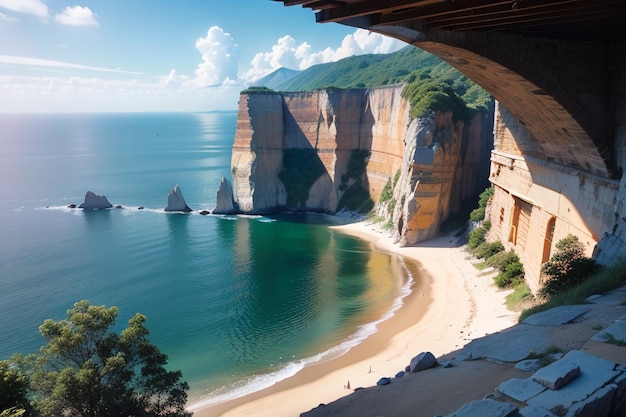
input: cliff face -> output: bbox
[223,85,493,245]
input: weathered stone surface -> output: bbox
[531,360,580,390]
[522,306,591,326]
[591,315,626,344]
[409,351,437,373]
[444,399,519,417]
[213,177,237,214]
[459,325,556,363]
[516,360,542,372]
[164,184,192,212]
[79,191,113,209]
[563,383,616,417]
[526,351,621,411]
[496,377,546,403]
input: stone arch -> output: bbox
[370,28,614,177]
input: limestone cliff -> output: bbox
[219,85,493,245]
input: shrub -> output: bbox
[494,257,525,288]
[486,250,525,288]
[467,221,490,250]
[469,206,485,222]
[539,235,598,298]
[469,186,494,222]
[472,241,504,259]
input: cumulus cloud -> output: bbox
[193,26,240,87]
[54,6,97,26]
[242,29,407,83]
[0,0,48,17]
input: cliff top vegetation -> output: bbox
[251,46,492,122]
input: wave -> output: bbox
[187,256,415,411]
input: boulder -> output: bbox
[409,351,437,373]
[79,191,113,209]
[165,184,192,212]
[376,377,391,386]
[213,177,237,214]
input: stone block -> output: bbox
[527,351,621,412]
[532,359,580,390]
[496,377,546,403]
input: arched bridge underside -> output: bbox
[277,0,626,178]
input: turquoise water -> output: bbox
[0,113,414,406]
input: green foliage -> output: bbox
[26,300,191,417]
[467,221,490,250]
[469,207,485,222]
[472,241,504,259]
[539,235,598,298]
[0,408,25,417]
[602,333,626,346]
[469,186,493,222]
[279,149,327,209]
[520,261,626,322]
[379,178,393,203]
[0,361,29,415]
[271,46,491,119]
[241,86,276,94]
[505,281,533,311]
[494,256,525,288]
[276,46,441,91]
[527,346,563,367]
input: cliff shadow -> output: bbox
[280,106,335,212]
[333,91,376,214]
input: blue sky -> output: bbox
[0,0,407,113]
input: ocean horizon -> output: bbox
[0,112,418,406]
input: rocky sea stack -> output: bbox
[78,191,113,209]
[164,184,192,213]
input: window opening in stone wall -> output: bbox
[541,216,556,263]
[509,197,532,250]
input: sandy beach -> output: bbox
[191,220,521,417]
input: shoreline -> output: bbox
[192,220,520,417]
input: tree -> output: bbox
[539,235,598,297]
[0,360,29,415]
[27,300,191,417]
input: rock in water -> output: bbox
[79,191,113,209]
[165,184,192,212]
[213,177,237,214]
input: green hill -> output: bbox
[253,45,492,122]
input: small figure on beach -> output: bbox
[368,365,372,373]
[344,380,350,389]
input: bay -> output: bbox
[0,112,413,405]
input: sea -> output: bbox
[0,112,417,408]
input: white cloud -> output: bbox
[0,0,48,17]
[243,29,407,83]
[0,55,141,74]
[193,26,240,87]
[54,6,97,26]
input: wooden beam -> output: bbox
[316,0,445,23]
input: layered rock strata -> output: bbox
[223,86,493,244]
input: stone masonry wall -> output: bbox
[488,103,621,293]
